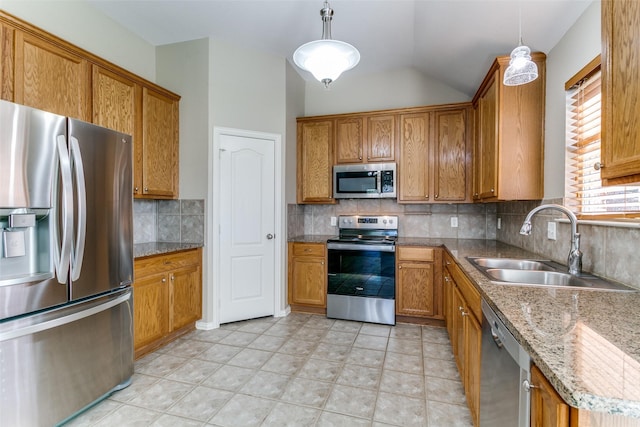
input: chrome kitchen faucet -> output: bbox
[519,204,582,275]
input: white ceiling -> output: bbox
[87,0,594,97]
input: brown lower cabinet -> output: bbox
[133,248,202,359]
[443,251,481,426]
[396,246,443,322]
[288,242,327,313]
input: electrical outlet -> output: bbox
[497,218,502,230]
[451,217,458,228]
[547,221,557,240]
[330,216,337,226]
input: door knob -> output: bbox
[266,233,274,239]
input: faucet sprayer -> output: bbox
[519,204,582,275]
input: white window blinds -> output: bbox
[565,69,640,215]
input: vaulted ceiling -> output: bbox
[88,0,594,97]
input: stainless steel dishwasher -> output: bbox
[480,300,531,427]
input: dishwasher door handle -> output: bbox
[490,328,504,349]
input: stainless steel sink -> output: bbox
[471,258,555,271]
[466,257,635,292]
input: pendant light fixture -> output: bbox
[293,1,360,89]
[503,3,538,86]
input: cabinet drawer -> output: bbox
[397,246,435,262]
[135,248,202,278]
[292,243,325,257]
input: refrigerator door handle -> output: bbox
[69,136,86,281]
[0,291,131,342]
[55,135,73,284]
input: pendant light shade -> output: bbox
[293,1,360,89]
[503,45,538,86]
[503,2,538,86]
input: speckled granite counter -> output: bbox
[134,242,203,258]
[289,235,336,243]
[291,235,640,418]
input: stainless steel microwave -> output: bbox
[333,163,396,199]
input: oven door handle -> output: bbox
[327,242,396,252]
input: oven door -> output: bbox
[326,242,396,325]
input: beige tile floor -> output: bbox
[66,313,473,426]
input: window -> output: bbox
[565,58,640,217]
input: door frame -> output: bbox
[200,126,286,330]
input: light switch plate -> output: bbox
[451,217,458,228]
[330,216,337,226]
[547,221,557,240]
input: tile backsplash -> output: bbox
[288,199,497,240]
[133,199,205,244]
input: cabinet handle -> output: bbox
[522,380,537,392]
[594,162,605,171]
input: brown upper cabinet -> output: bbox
[472,52,546,201]
[335,114,396,164]
[297,118,335,204]
[0,10,180,199]
[398,105,472,203]
[14,30,91,121]
[601,0,640,185]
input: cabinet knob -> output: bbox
[134,186,139,193]
[170,275,175,281]
[162,278,166,283]
[435,194,439,199]
[522,379,537,392]
[490,188,495,193]
[144,187,148,192]
[444,276,450,282]
[398,265,402,269]
[594,162,605,171]
[321,261,325,265]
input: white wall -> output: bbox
[544,1,601,198]
[0,0,156,81]
[304,67,470,116]
[285,62,306,204]
[209,39,286,135]
[156,38,210,200]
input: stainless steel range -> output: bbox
[326,215,398,325]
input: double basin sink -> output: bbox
[466,257,634,292]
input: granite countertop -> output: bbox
[134,242,203,258]
[289,235,640,418]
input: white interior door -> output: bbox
[219,132,275,324]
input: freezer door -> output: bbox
[0,288,134,426]
[67,119,133,300]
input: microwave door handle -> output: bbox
[55,135,73,285]
[377,171,382,194]
[69,136,86,281]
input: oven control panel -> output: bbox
[338,215,398,230]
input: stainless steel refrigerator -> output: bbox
[0,100,134,426]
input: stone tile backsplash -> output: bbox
[133,199,205,245]
[288,200,498,240]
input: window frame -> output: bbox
[565,56,640,220]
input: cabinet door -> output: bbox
[367,114,395,162]
[398,113,430,202]
[142,87,179,198]
[14,30,90,120]
[133,273,169,350]
[476,74,498,200]
[465,310,482,427]
[290,256,326,307]
[335,117,364,164]
[433,108,469,201]
[601,0,640,184]
[530,365,570,427]
[396,261,435,317]
[297,120,335,203]
[92,66,142,195]
[170,264,202,332]
[452,285,466,378]
[443,268,454,338]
